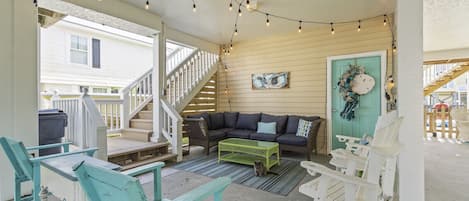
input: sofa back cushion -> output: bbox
[257,122,277,134]
[224,112,239,128]
[235,113,261,130]
[261,113,288,134]
[209,112,225,130]
[286,115,320,134]
[187,112,212,130]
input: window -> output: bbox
[79,86,89,93]
[111,88,119,94]
[92,87,108,94]
[70,35,88,65]
[92,38,101,68]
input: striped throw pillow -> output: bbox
[296,119,313,138]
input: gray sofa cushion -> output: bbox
[188,112,212,130]
[261,113,288,134]
[235,113,261,130]
[226,129,255,139]
[207,128,232,140]
[209,112,225,130]
[250,133,278,142]
[224,112,239,128]
[276,134,307,145]
[286,115,320,134]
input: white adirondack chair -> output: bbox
[299,116,403,201]
[450,108,469,142]
[329,111,398,173]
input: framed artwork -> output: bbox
[251,72,289,89]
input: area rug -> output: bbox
[172,155,308,196]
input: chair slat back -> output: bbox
[73,161,147,201]
[0,137,33,180]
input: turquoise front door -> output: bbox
[331,56,382,149]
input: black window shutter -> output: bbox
[92,38,101,68]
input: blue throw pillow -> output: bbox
[257,122,277,135]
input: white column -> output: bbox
[151,22,167,142]
[0,1,38,200]
[396,0,425,200]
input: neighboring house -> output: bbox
[40,16,155,108]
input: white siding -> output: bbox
[40,20,153,88]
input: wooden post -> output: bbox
[152,22,167,142]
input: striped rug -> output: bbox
[172,155,307,196]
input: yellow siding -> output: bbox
[218,17,393,117]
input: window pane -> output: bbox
[71,35,78,49]
[71,50,88,65]
[92,88,107,94]
[79,37,88,50]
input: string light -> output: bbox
[234,25,238,36]
[357,20,361,32]
[384,15,387,26]
[229,1,233,11]
[330,22,335,35]
[145,0,149,10]
[230,44,233,50]
[238,5,242,16]
[265,14,270,27]
[246,0,250,9]
[192,0,197,12]
[298,21,302,33]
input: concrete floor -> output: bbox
[424,138,469,201]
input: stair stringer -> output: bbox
[175,62,220,112]
[424,64,469,96]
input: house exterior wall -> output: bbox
[40,19,153,89]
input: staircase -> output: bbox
[423,62,469,96]
[110,48,219,168]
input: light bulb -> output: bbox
[246,0,250,9]
[234,29,238,36]
[145,0,149,10]
[330,23,335,35]
[229,2,233,11]
[357,20,361,32]
[193,4,196,12]
[298,21,302,33]
[384,15,387,26]
[266,14,270,27]
[238,8,242,16]
[230,44,233,50]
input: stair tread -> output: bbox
[122,128,153,133]
[131,119,153,122]
[139,110,152,113]
[108,140,170,157]
[118,153,177,171]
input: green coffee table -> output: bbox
[218,138,280,170]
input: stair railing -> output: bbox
[160,99,183,161]
[166,46,195,75]
[423,63,461,87]
[51,90,108,160]
[166,50,219,111]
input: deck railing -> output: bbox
[424,105,463,138]
[95,99,124,133]
[51,91,108,160]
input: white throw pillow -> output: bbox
[296,119,313,138]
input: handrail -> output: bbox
[167,49,200,78]
[161,99,183,121]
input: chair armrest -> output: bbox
[172,177,232,201]
[29,148,98,163]
[300,161,379,189]
[184,118,209,139]
[26,142,72,152]
[122,162,165,177]
[336,135,361,143]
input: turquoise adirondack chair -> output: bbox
[73,161,232,201]
[0,137,98,201]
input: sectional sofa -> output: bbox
[183,112,325,160]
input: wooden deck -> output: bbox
[107,137,176,170]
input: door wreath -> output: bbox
[337,64,375,121]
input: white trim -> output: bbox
[326,50,387,154]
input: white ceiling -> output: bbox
[123,0,394,44]
[424,0,469,51]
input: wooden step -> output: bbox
[137,110,153,119]
[107,138,175,170]
[121,128,153,142]
[130,119,153,130]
